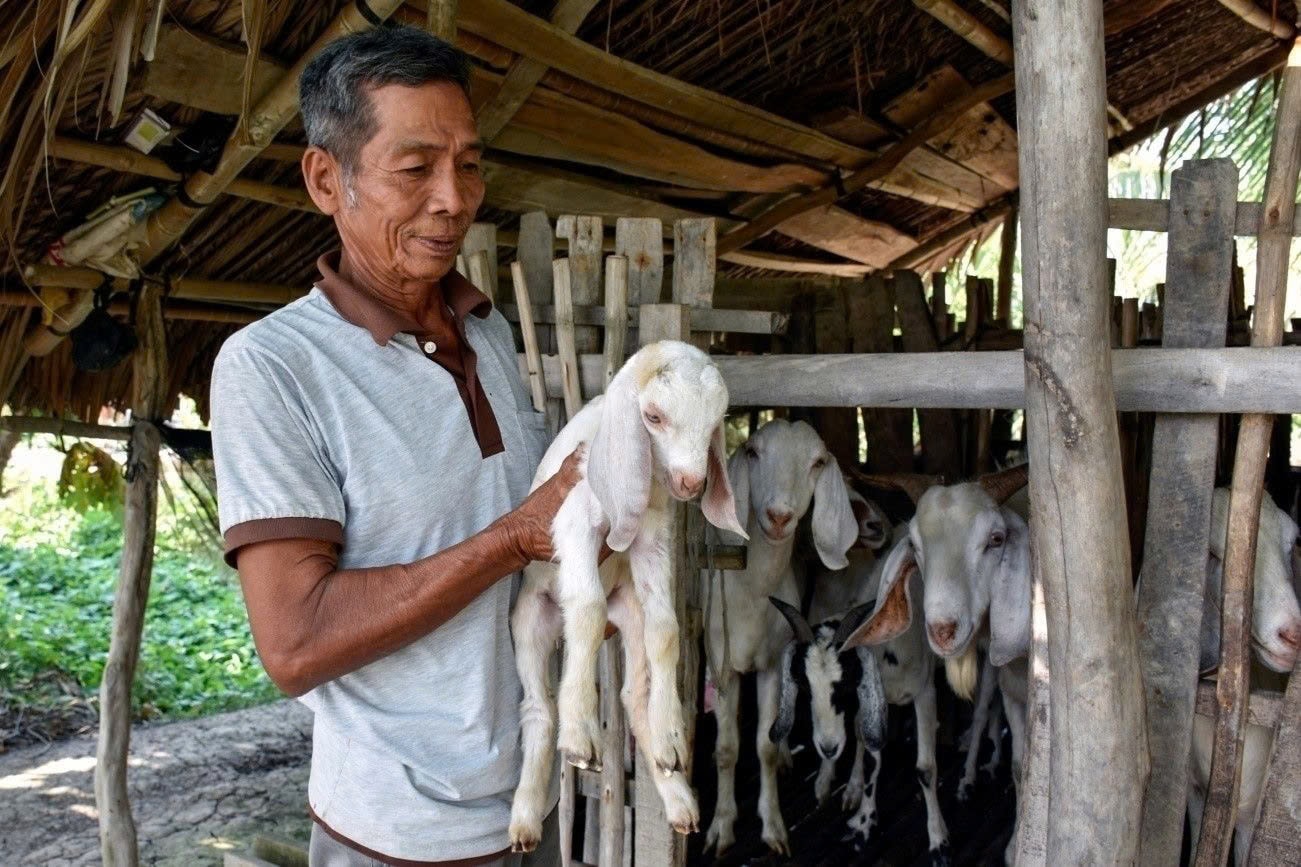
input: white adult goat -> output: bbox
[1187,488,1299,863]
[508,341,747,852]
[702,419,859,855]
[800,525,953,863]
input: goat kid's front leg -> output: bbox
[554,522,607,770]
[914,680,951,866]
[815,755,837,806]
[756,668,790,855]
[606,582,699,836]
[842,730,866,811]
[509,582,564,852]
[846,746,882,844]
[982,692,1004,777]
[629,516,689,774]
[959,653,998,801]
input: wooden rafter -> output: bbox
[1215,0,1296,39]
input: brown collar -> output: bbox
[315,250,492,346]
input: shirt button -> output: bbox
[423,340,437,354]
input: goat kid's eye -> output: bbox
[643,411,663,426]
[812,456,828,472]
[988,531,1006,549]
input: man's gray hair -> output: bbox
[299,25,472,174]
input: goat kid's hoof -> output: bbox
[557,722,603,771]
[846,809,876,843]
[841,781,864,812]
[703,819,734,855]
[650,730,688,776]
[929,844,953,867]
[956,781,973,802]
[763,831,790,857]
[508,825,541,854]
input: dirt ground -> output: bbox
[0,700,313,866]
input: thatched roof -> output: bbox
[0,0,1292,422]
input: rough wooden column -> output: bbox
[94,284,167,867]
[893,270,961,480]
[813,284,860,468]
[672,218,716,352]
[617,218,665,305]
[1248,650,1301,863]
[425,0,457,40]
[1195,36,1301,867]
[632,304,694,867]
[1011,0,1147,861]
[852,275,913,471]
[1134,159,1237,866]
[557,216,604,353]
[996,206,1018,325]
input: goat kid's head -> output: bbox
[768,597,886,758]
[843,465,1031,669]
[589,340,746,551]
[846,484,890,552]
[1204,489,1301,674]
[728,420,858,568]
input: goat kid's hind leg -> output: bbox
[629,523,689,773]
[606,582,699,836]
[915,680,951,865]
[509,584,564,853]
[554,523,607,770]
[959,654,998,801]
[982,692,1004,777]
[756,668,791,855]
[702,664,740,854]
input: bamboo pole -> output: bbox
[1012,0,1147,861]
[1214,0,1295,38]
[23,263,304,306]
[509,263,548,413]
[94,283,167,867]
[1194,36,1301,867]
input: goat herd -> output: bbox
[507,341,1301,865]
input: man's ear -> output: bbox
[302,146,345,216]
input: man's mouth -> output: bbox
[413,236,459,257]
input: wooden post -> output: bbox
[1195,37,1301,867]
[894,270,962,480]
[964,274,981,341]
[425,0,457,40]
[510,263,548,412]
[467,251,494,303]
[853,275,913,471]
[996,206,1018,325]
[1134,160,1237,866]
[672,218,716,351]
[616,218,665,305]
[556,216,604,353]
[1247,652,1301,863]
[94,283,167,867]
[462,223,498,299]
[931,271,949,340]
[518,211,562,433]
[1012,0,1147,861]
[632,303,693,867]
[813,284,860,469]
[553,258,584,420]
[603,256,631,390]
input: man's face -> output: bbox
[313,81,485,285]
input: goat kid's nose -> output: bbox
[1279,623,1301,650]
[765,509,794,531]
[670,471,705,498]
[928,619,958,648]
[817,739,841,760]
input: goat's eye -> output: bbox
[988,530,1006,549]
[643,411,662,426]
[812,456,828,471]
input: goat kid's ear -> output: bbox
[768,641,799,744]
[854,647,888,753]
[702,422,749,542]
[588,361,653,552]
[812,457,859,570]
[724,448,751,535]
[988,507,1033,667]
[769,595,815,643]
[841,533,916,651]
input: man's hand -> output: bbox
[502,445,614,566]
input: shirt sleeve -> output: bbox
[210,335,346,567]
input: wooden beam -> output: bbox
[716,250,872,276]
[475,0,601,140]
[426,0,456,40]
[23,264,306,306]
[1194,681,1281,728]
[1247,657,1301,863]
[1108,197,1301,236]
[888,196,1017,271]
[1104,0,1178,35]
[1135,160,1238,866]
[0,290,262,325]
[525,348,1301,413]
[1012,0,1146,862]
[1214,0,1295,39]
[995,206,1017,323]
[776,207,916,268]
[498,303,788,336]
[1194,36,1301,867]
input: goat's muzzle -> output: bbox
[669,471,705,500]
[927,619,958,653]
[816,739,843,761]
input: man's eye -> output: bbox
[400,165,427,176]
[461,162,482,173]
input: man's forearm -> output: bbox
[238,515,530,696]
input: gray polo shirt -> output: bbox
[210,258,550,864]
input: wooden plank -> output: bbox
[1013,0,1145,860]
[475,0,600,140]
[497,302,788,335]
[510,262,548,412]
[671,219,716,309]
[894,270,962,480]
[467,251,494,303]
[94,285,167,866]
[598,636,626,867]
[462,223,498,299]
[1134,159,1237,867]
[776,206,917,268]
[1246,661,1301,864]
[458,0,872,169]
[616,218,665,305]
[604,256,630,386]
[715,250,871,276]
[556,216,604,353]
[1194,681,1282,728]
[1109,198,1301,237]
[525,348,1301,413]
[552,258,584,420]
[141,25,280,114]
[1194,38,1301,867]
[482,161,709,228]
[516,211,555,356]
[852,275,914,471]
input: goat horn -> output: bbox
[768,596,815,644]
[977,463,1030,504]
[849,468,944,505]
[831,600,876,648]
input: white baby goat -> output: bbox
[508,341,747,852]
[702,419,859,855]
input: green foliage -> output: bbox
[56,441,125,514]
[1,445,278,741]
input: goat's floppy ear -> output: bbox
[840,533,917,651]
[812,458,859,570]
[702,422,748,541]
[854,647,888,753]
[988,508,1032,667]
[768,641,799,744]
[723,449,751,538]
[589,360,653,551]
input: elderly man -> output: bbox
[211,26,583,867]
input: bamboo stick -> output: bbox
[912,0,1012,63]
[1194,36,1301,867]
[553,258,583,420]
[509,263,547,412]
[1214,0,1295,38]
